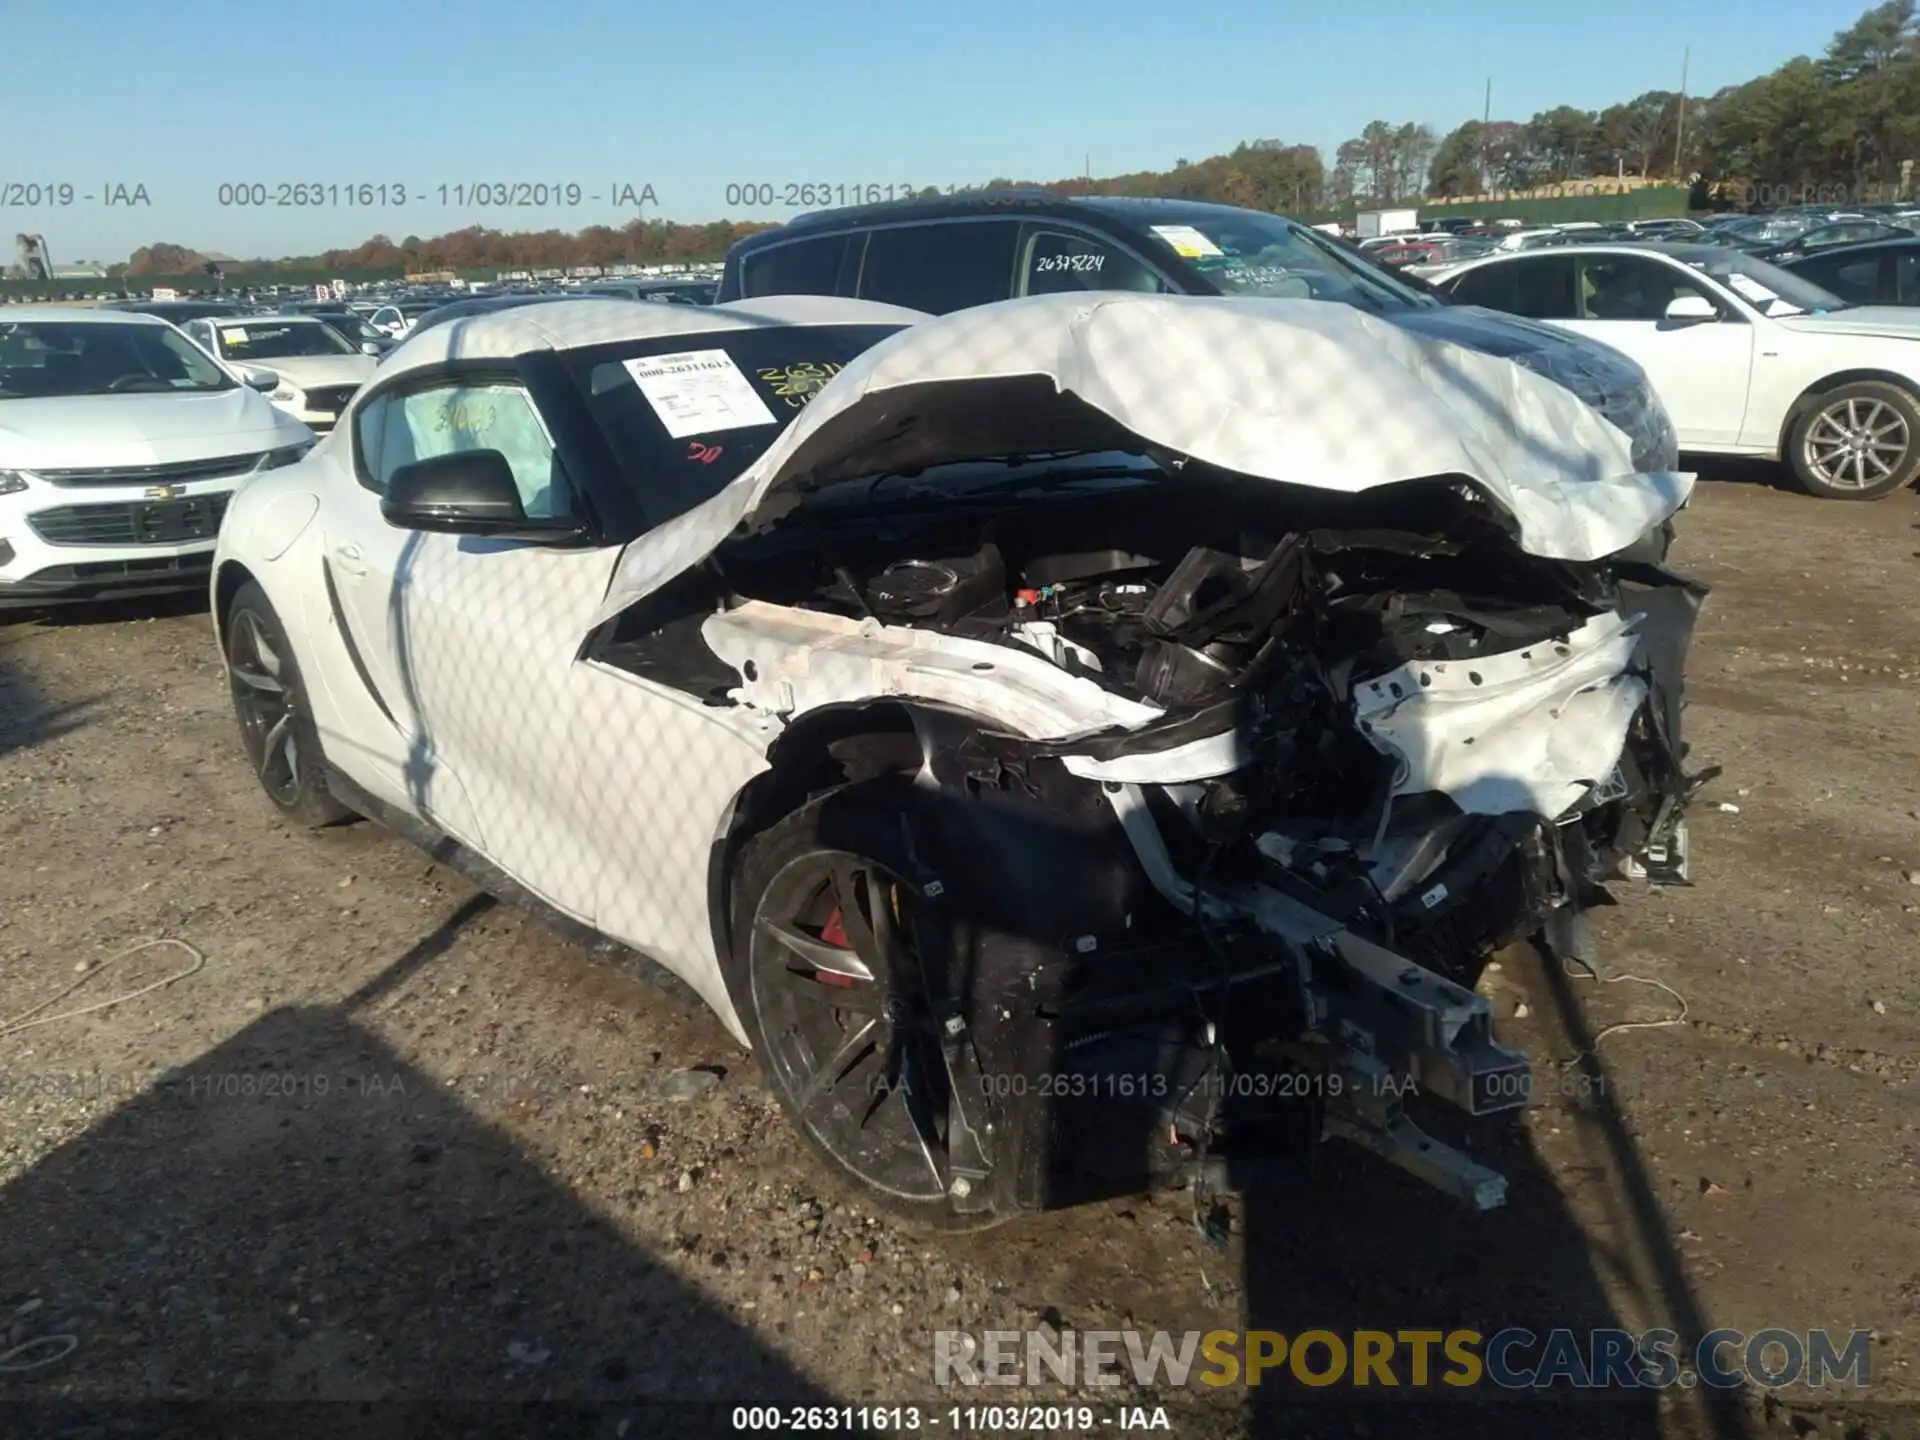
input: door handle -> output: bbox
[332,543,367,577]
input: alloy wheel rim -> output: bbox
[1805,397,1909,490]
[228,610,302,804]
[748,849,955,1203]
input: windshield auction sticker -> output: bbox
[1148,224,1224,258]
[622,349,778,439]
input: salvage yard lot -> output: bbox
[1,472,1917,1435]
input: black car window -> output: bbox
[1797,252,1884,304]
[855,221,1022,313]
[741,236,851,298]
[1018,228,1164,297]
[1448,256,1579,319]
[1509,256,1578,318]
[1577,255,1716,321]
[1898,252,1920,304]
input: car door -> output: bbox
[334,372,620,921]
[1555,254,1756,448]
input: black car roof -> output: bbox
[1782,235,1920,260]
[752,191,1281,245]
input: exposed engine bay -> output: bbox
[599,457,1713,1212]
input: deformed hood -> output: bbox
[588,292,1693,632]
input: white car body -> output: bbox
[178,315,379,433]
[1429,242,1920,459]
[212,292,1702,1214]
[1,307,313,606]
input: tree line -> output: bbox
[91,0,1920,278]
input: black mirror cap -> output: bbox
[380,450,586,542]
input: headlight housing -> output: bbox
[0,469,31,496]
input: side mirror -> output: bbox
[380,450,585,543]
[1665,294,1718,322]
[241,366,279,391]
[360,341,385,355]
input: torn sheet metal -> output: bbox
[1350,611,1647,818]
[586,293,1694,636]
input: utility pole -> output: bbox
[1673,45,1691,182]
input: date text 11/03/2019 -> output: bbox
[871,1068,1632,1104]
[729,1404,1174,1432]
[212,182,659,209]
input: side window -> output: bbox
[1898,252,1920,304]
[1444,262,1517,312]
[741,236,850,298]
[355,382,575,519]
[1018,229,1165,296]
[1808,253,1883,304]
[1506,256,1579,319]
[856,221,1022,313]
[353,392,391,486]
[1577,256,1715,321]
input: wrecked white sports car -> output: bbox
[211,293,1710,1225]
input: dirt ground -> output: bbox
[1,468,1917,1439]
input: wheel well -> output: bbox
[703,702,926,980]
[212,560,256,648]
[1778,369,1920,453]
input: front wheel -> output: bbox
[225,580,354,828]
[726,782,1014,1230]
[1786,381,1920,500]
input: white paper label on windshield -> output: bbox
[1723,273,1778,304]
[621,349,778,438]
[221,328,248,344]
[1149,224,1224,258]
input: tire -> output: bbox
[224,580,354,828]
[1786,380,1920,500]
[724,779,1021,1231]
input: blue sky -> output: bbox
[1,0,1876,262]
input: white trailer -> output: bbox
[1354,208,1420,239]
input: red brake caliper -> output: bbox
[815,907,858,989]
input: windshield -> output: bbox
[568,324,908,527]
[212,319,356,361]
[1678,249,1850,316]
[0,319,236,398]
[1143,209,1433,312]
[318,313,385,343]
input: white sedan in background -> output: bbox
[0,308,311,607]
[179,315,379,433]
[1431,242,1920,499]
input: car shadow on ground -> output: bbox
[0,900,836,1438]
[0,586,210,631]
[0,649,97,758]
